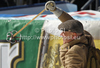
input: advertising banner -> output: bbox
[0,20,44,68]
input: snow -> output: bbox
[43,20,100,40]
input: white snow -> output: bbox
[43,20,100,40]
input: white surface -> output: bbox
[2,46,8,68]
[0,43,9,68]
[43,20,100,40]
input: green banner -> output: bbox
[0,20,44,68]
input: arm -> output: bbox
[45,1,74,22]
[59,44,68,66]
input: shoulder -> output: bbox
[68,44,88,53]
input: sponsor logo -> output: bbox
[0,40,24,68]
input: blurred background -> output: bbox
[0,0,100,11]
[0,0,100,68]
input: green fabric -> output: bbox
[0,20,44,68]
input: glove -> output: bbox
[45,1,73,22]
[45,1,56,12]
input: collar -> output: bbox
[64,35,88,47]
